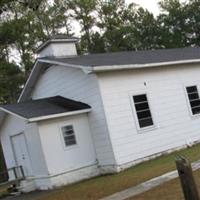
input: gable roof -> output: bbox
[0,96,91,122]
[44,47,200,67]
[19,47,200,102]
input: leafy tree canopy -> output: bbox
[1,0,200,103]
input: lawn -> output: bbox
[37,144,200,200]
[128,169,200,200]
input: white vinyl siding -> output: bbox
[0,115,48,181]
[98,64,200,166]
[31,66,116,166]
[38,114,97,176]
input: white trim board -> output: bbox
[0,107,27,121]
[0,107,91,123]
[28,109,92,122]
[92,59,200,72]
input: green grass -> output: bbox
[37,144,200,200]
[0,183,11,199]
[128,169,200,200]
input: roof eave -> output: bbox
[38,58,93,73]
[0,107,91,124]
[0,107,28,121]
[18,58,200,103]
[28,108,92,122]
[18,59,92,103]
[92,59,200,72]
[18,60,43,102]
[0,111,6,129]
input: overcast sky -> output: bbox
[127,0,187,15]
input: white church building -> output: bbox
[1,35,200,191]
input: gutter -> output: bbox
[38,58,93,74]
[0,107,27,121]
[92,59,200,72]
[38,58,200,73]
[28,108,92,122]
[18,60,41,102]
[0,108,91,123]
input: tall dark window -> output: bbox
[133,94,154,128]
[186,86,200,115]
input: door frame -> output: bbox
[10,132,33,176]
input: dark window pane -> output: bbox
[139,118,153,128]
[135,102,149,110]
[65,139,76,146]
[62,125,77,147]
[64,130,74,135]
[62,125,73,131]
[188,93,199,100]
[192,107,200,115]
[186,86,197,93]
[65,135,75,140]
[133,95,147,103]
[137,110,152,119]
[190,99,200,107]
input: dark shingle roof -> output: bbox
[0,96,91,119]
[45,47,200,67]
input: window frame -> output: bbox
[130,92,156,132]
[185,84,200,118]
[60,124,78,150]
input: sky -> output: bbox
[127,0,187,15]
[126,0,160,15]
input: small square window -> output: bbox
[186,86,200,115]
[133,94,154,129]
[61,125,77,147]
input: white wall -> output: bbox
[24,123,49,177]
[0,114,48,180]
[98,64,200,166]
[38,43,77,58]
[37,114,97,175]
[31,66,116,167]
[0,115,26,172]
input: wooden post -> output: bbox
[175,156,199,200]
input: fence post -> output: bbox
[175,156,199,200]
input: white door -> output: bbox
[11,133,33,177]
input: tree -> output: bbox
[95,1,159,52]
[0,0,72,103]
[97,0,132,52]
[157,0,189,48]
[185,0,200,46]
[67,0,99,53]
[0,60,23,104]
[90,32,106,53]
[131,8,160,50]
[0,0,71,77]
[33,0,72,39]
